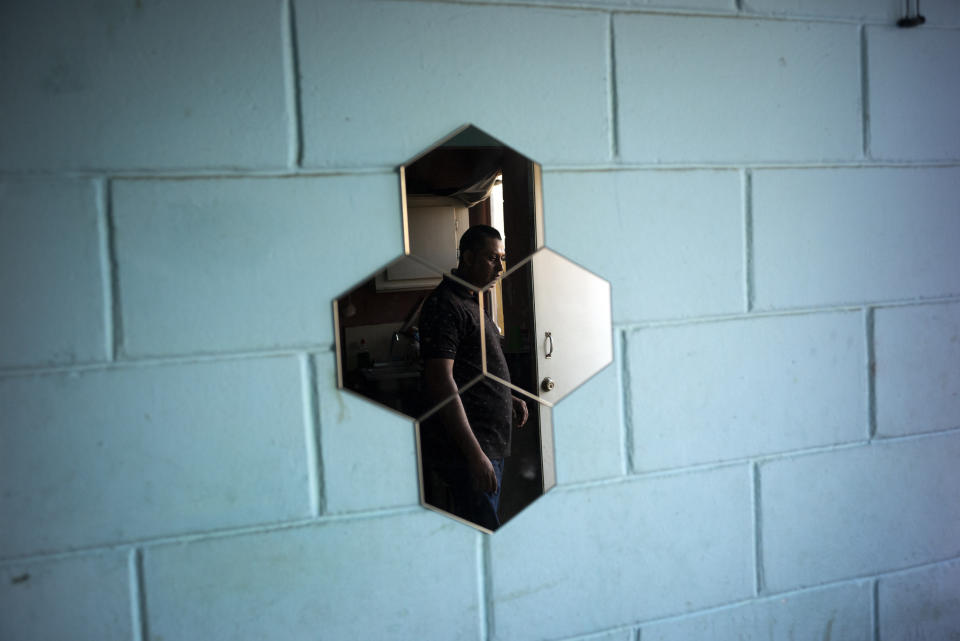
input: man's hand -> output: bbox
[512,396,529,428]
[469,452,498,493]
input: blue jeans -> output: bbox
[425,457,504,531]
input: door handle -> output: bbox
[544,331,553,359]
[541,377,556,392]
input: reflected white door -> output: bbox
[531,249,613,403]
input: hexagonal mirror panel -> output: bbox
[334,255,478,419]
[400,124,543,275]
[482,248,613,405]
[416,378,552,532]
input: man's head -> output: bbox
[457,225,505,288]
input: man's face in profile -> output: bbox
[461,237,506,288]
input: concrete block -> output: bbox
[0,552,131,641]
[0,177,106,368]
[616,15,860,163]
[628,311,865,471]
[553,355,623,484]
[543,170,743,323]
[761,433,960,591]
[0,356,310,558]
[296,2,610,167]
[753,167,960,309]
[641,582,871,641]
[112,174,400,356]
[490,466,754,641]
[869,28,960,161]
[143,512,479,641]
[878,558,960,641]
[0,0,289,170]
[875,302,960,437]
[316,355,420,514]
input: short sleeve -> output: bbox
[419,292,462,360]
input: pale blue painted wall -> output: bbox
[2,0,959,639]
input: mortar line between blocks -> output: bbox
[4,160,960,181]
[549,425,960,494]
[0,344,337,380]
[401,0,924,26]
[742,168,755,312]
[103,178,124,360]
[0,508,431,566]
[479,534,493,641]
[610,294,960,332]
[627,576,881,630]
[860,24,872,160]
[752,461,765,596]
[608,12,620,162]
[539,624,639,641]
[865,307,877,439]
[543,160,960,173]
[301,353,324,516]
[94,177,114,362]
[129,548,148,641]
[283,0,305,168]
[872,578,881,641]
[619,328,634,475]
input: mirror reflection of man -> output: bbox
[418,225,529,531]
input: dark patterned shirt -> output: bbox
[419,273,513,458]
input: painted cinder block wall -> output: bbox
[1,0,959,639]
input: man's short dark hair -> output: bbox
[458,225,502,255]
